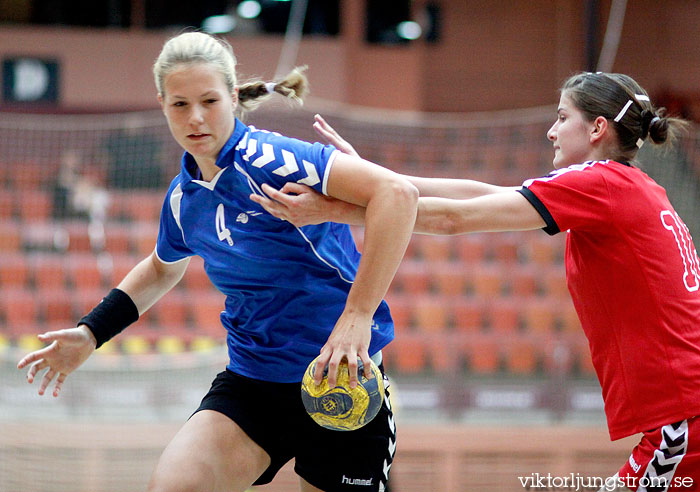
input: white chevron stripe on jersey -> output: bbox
[241,137,257,162]
[234,131,248,152]
[233,161,354,284]
[274,149,300,177]
[251,142,275,168]
[298,159,320,186]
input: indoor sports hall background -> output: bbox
[1,1,700,491]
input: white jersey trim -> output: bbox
[322,149,340,196]
[153,248,190,265]
[522,160,606,188]
[169,183,187,246]
[192,166,229,191]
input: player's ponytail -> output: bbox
[237,66,309,113]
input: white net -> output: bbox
[0,102,698,491]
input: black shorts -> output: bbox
[194,367,396,491]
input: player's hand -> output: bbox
[251,182,342,227]
[17,325,97,397]
[313,114,360,158]
[314,310,373,389]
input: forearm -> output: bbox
[403,175,517,199]
[116,253,188,315]
[414,192,546,235]
[344,181,418,314]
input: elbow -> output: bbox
[390,178,419,209]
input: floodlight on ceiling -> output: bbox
[238,1,262,19]
[202,14,237,33]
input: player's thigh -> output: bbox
[148,409,271,492]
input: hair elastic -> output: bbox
[637,116,662,148]
[614,94,651,122]
[264,82,277,94]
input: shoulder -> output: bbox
[523,160,606,188]
[246,126,308,149]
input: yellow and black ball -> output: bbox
[301,356,384,431]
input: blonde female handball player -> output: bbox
[17,31,416,492]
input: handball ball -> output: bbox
[301,356,384,431]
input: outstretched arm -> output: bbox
[254,184,544,235]
[313,113,517,199]
[17,252,189,397]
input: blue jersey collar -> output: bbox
[178,118,248,187]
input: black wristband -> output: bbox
[78,288,139,349]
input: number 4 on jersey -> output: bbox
[216,203,234,246]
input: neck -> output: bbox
[195,159,222,182]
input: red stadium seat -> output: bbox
[415,235,454,262]
[541,265,569,299]
[384,294,412,333]
[485,298,519,333]
[466,337,501,374]
[504,337,539,374]
[0,221,21,252]
[179,256,212,291]
[489,233,520,264]
[522,234,564,266]
[17,190,52,222]
[0,253,29,288]
[40,290,75,324]
[469,263,505,298]
[426,337,460,373]
[574,338,596,376]
[383,336,427,374]
[509,264,539,297]
[30,254,67,290]
[108,254,139,286]
[393,260,431,296]
[151,290,189,328]
[1,288,37,325]
[130,222,159,256]
[520,298,557,334]
[455,235,486,263]
[452,298,485,333]
[412,295,450,333]
[12,161,52,190]
[189,292,226,337]
[432,263,468,296]
[67,254,104,291]
[0,191,15,219]
[557,301,582,334]
[104,225,132,255]
[111,190,162,223]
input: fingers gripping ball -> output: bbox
[301,356,384,431]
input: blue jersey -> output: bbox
[155,119,395,382]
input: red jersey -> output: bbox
[519,160,700,440]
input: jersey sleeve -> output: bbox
[155,179,194,263]
[517,162,612,235]
[236,129,339,196]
